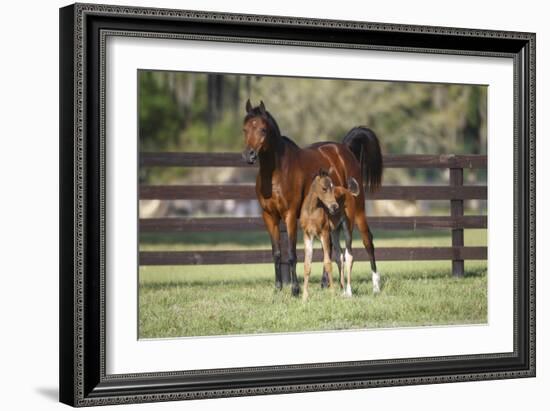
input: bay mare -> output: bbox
[242,100,383,296]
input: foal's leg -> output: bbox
[262,211,282,290]
[320,230,334,290]
[303,233,313,301]
[321,253,330,288]
[285,212,300,297]
[330,228,345,289]
[355,212,380,294]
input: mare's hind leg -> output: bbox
[342,222,354,297]
[330,228,345,289]
[355,212,380,294]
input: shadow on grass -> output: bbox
[351,266,486,284]
[140,267,486,292]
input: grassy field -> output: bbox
[139,229,487,338]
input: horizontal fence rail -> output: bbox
[140,184,487,201]
[140,247,487,266]
[139,152,488,276]
[141,152,487,169]
[140,216,487,233]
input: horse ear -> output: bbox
[347,177,360,196]
[318,168,329,177]
[245,99,252,113]
[259,100,266,114]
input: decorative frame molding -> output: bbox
[59,3,535,407]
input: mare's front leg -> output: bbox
[262,211,283,290]
[285,213,300,297]
[320,234,331,288]
[330,228,345,289]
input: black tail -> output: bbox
[343,127,383,192]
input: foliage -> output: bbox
[139,71,487,153]
[138,71,487,184]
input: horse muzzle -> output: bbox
[242,148,258,164]
[328,203,339,215]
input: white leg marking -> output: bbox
[339,252,345,289]
[372,271,381,294]
[344,248,353,297]
[345,283,352,298]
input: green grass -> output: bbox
[139,229,487,338]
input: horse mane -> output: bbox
[281,135,300,148]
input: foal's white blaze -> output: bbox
[372,271,381,294]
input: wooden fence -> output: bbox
[139,153,487,278]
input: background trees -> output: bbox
[139,71,487,191]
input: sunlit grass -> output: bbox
[139,229,487,338]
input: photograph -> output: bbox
[57,2,535,406]
[138,71,488,339]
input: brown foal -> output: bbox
[300,170,360,300]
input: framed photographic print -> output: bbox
[59,2,536,407]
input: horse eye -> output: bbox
[260,128,267,135]
[322,188,327,192]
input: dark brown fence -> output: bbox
[139,153,487,277]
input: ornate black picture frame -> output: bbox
[59,3,535,407]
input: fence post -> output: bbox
[450,167,464,277]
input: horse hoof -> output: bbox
[275,281,283,291]
[291,284,301,297]
[343,285,353,298]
